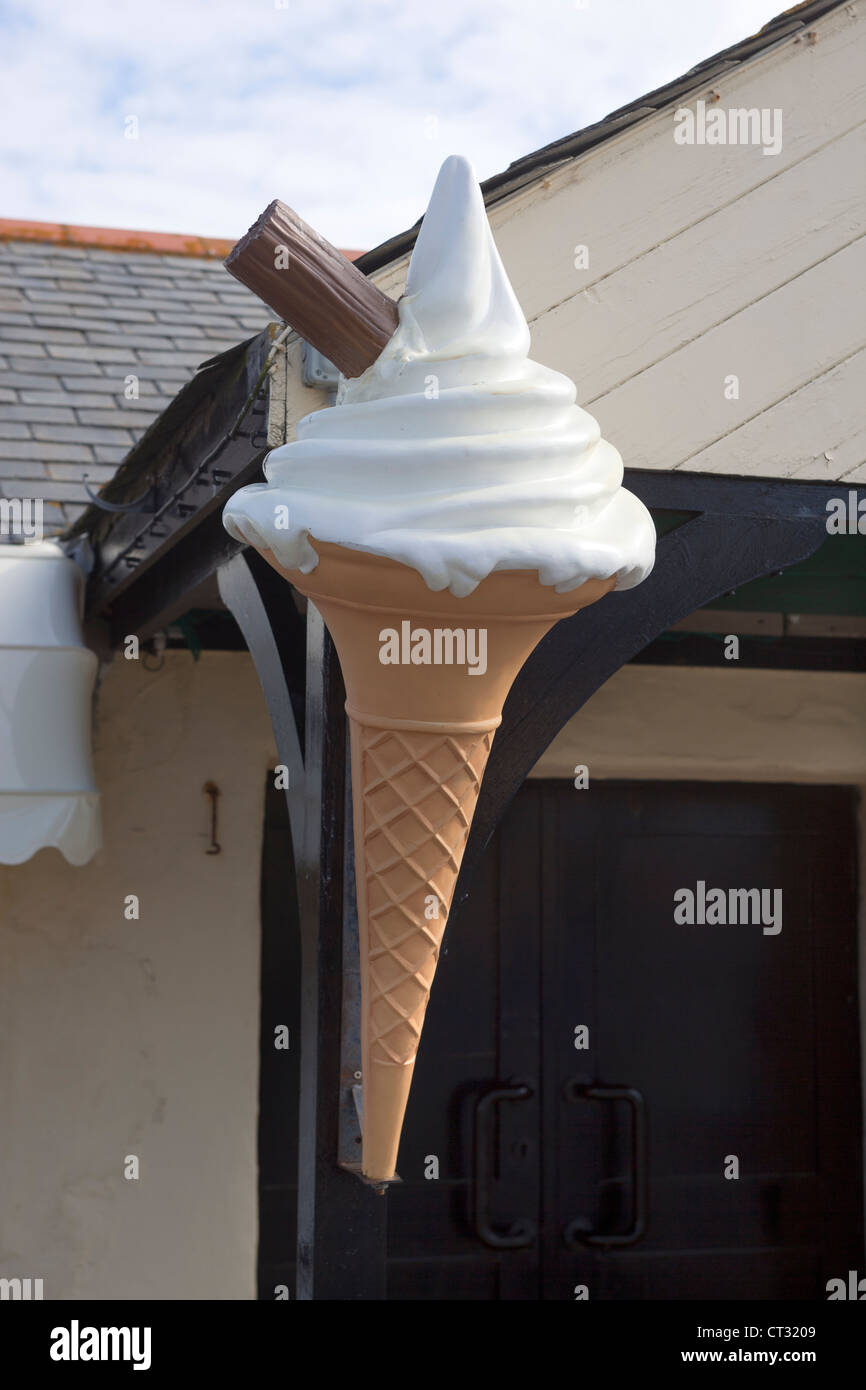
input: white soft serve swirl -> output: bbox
[223,154,656,599]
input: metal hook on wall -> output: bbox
[141,632,166,672]
[203,781,221,855]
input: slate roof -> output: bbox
[0,236,274,533]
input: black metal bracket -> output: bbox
[453,475,847,903]
[217,552,305,852]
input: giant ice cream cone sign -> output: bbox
[224,157,656,1182]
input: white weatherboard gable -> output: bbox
[368,3,865,485]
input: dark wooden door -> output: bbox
[386,780,863,1300]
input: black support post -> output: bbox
[294,607,387,1299]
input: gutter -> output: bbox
[72,326,290,646]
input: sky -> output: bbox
[0,0,789,251]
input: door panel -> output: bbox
[381,781,862,1298]
[547,781,862,1300]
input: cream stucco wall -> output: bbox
[531,665,866,783]
[0,649,276,1300]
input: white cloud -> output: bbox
[0,0,786,248]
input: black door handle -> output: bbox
[473,1081,537,1249]
[562,1082,648,1248]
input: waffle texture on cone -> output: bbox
[351,717,492,1180]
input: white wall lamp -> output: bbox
[0,542,101,866]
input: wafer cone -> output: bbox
[261,539,614,1181]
